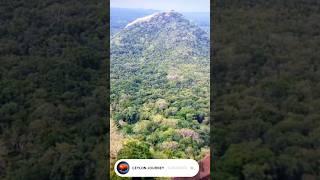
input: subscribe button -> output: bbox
[114,159,199,177]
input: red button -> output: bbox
[119,164,128,171]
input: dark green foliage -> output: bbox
[117,140,152,159]
[213,0,320,179]
[0,0,108,179]
[110,11,210,165]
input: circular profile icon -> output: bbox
[116,161,130,174]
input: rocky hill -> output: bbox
[110,11,210,172]
[111,10,209,62]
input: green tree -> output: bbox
[117,139,152,159]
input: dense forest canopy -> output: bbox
[1,0,320,179]
[0,0,108,179]
[213,0,320,179]
[110,11,210,179]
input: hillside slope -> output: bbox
[111,11,209,61]
[110,11,210,172]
